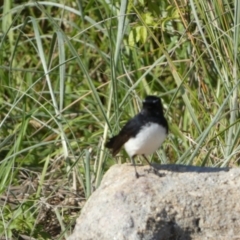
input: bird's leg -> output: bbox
[142,154,152,166]
[142,154,161,176]
[131,156,139,178]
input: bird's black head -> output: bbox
[142,95,164,114]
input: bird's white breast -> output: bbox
[124,123,167,157]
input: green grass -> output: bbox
[0,0,239,239]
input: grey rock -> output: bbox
[67,164,240,240]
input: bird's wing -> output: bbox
[105,114,143,156]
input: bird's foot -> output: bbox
[145,166,165,177]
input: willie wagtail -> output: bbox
[105,95,168,178]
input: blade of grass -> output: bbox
[35,155,50,199]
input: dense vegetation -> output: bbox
[0,0,239,239]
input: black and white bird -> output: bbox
[105,95,168,178]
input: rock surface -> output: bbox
[67,164,240,240]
